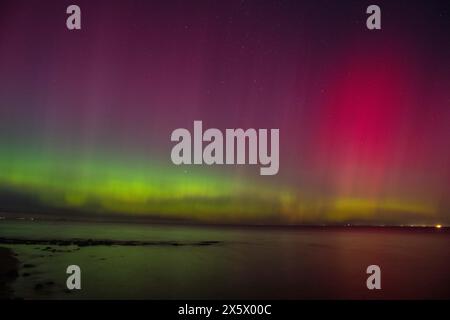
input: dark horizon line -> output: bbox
[0,211,447,230]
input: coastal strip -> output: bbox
[0,237,222,247]
[0,247,19,299]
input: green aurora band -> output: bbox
[0,142,438,225]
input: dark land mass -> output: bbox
[0,237,222,247]
[0,247,19,299]
[1,212,449,232]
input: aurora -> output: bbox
[0,0,448,226]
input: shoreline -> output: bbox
[0,247,19,299]
[1,227,450,300]
[0,237,222,247]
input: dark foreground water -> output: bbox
[0,220,449,299]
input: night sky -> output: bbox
[0,0,449,225]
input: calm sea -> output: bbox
[1,220,449,299]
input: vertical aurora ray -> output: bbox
[0,0,449,224]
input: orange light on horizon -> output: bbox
[436,224,442,229]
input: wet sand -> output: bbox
[0,236,223,299]
[0,247,19,299]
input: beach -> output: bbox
[1,219,450,299]
[0,247,19,299]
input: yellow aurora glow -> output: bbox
[0,145,439,224]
